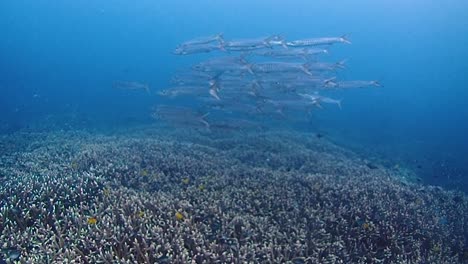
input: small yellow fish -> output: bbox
[175,212,184,221]
[103,188,110,197]
[362,222,370,230]
[137,211,145,218]
[87,217,98,225]
[182,178,190,184]
[198,184,206,191]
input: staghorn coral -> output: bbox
[0,128,466,263]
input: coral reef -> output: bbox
[0,127,466,263]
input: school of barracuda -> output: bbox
[155,33,381,131]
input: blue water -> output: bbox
[1,0,468,191]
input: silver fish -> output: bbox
[152,105,210,129]
[113,81,150,94]
[298,93,342,109]
[253,48,328,60]
[252,62,313,76]
[171,71,215,85]
[330,80,382,89]
[193,58,253,74]
[157,86,211,98]
[305,60,346,72]
[210,118,264,132]
[180,33,224,47]
[260,98,320,118]
[224,35,286,51]
[173,43,224,55]
[287,35,351,47]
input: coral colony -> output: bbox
[0,129,466,263]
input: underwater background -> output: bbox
[1,0,467,191]
[1,1,468,263]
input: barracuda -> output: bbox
[286,35,351,47]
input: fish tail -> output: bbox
[218,44,227,52]
[245,63,254,75]
[276,107,286,118]
[372,80,383,87]
[336,59,348,69]
[217,33,225,45]
[323,77,337,88]
[209,87,220,100]
[341,34,352,44]
[251,79,262,90]
[313,100,323,109]
[199,113,211,130]
[145,84,151,94]
[239,52,251,63]
[276,35,288,49]
[281,40,288,49]
[301,65,313,76]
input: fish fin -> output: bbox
[209,87,220,100]
[336,59,348,69]
[299,48,309,61]
[276,107,286,118]
[200,112,211,130]
[255,105,264,114]
[219,44,227,52]
[281,40,288,49]
[265,34,280,48]
[217,33,225,45]
[239,52,251,63]
[313,100,323,109]
[157,89,169,97]
[341,34,352,44]
[324,82,338,89]
[145,84,151,94]
[323,77,337,88]
[245,63,254,75]
[201,112,210,119]
[336,99,342,110]
[372,80,383,87]
[208,79,216,87]
[265,35,277,42]
[301,65,313,76]
[276,35,288,49]
[251,79,262,90]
